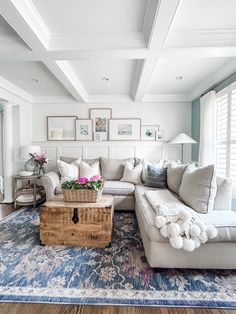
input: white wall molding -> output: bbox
[165,29,236,48]
[0,76,33,103]
[10,0,50,49]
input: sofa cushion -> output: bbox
[103,180,135,196]
[79,160,100,178]
[142,159,163,183]
[135,185,236,243]
[57,159,81,180]
[144,165,167,188]
[167,161,188,195]
[121,161,142,185]
[100,157,134,180]
[179,164,217,214]
[60,156,99,166]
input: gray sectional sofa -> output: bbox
[40,157,236,269]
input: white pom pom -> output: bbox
[196,220,207,231]
[206,225,217,239]
[179,210,191,221]
[198,231,208,243]
[168,223,180,237]
[179,221,190,234]
[169,236,183,249]
[192,237,201,249]
[182,238,195,252]
[190,224,201,237]
[160,225,168,238]
[155,216,167,228]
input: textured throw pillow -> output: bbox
[179,164,217,214]
[120,161,142,185]
[100,157,135,180]
[79,160,100,178]
[57,159,81,180]
[142,159,164,183]
[167,161,188,195]
[144,165,167,188]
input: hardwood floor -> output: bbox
[0,304,235,314]
[0,203,16,221]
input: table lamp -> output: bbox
[169,133,197,163]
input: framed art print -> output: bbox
[109,118,141,141]
[89,108,112,141]
[76,119,93,141]
[141,125,158,141]
[47,116,76,141]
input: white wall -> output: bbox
[31,101,192,171]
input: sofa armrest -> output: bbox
[40,171,60,201]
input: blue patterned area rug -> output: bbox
[0,208,235,308]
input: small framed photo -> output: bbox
[156,130,164,141]
[109,118,141,141]
[47,116,76,141]
[76,119,93,141]
[90,108,112,141]
[141,125,158,141]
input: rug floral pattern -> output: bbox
[0,208,235,307]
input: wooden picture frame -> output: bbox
[109,118,141,141]
[76,119,93,141]
[47,116,76,141]
[141,125,158,141]
[89,108,112,141]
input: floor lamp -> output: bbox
[169,133,197,163]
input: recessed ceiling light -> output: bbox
[175,76,183,80]
[30,78,39,83]
[101,77,109,81]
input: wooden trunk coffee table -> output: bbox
[40,194,114,248]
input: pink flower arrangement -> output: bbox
[31,152,48,166]
[62,175,104,191]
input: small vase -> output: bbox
[38,166,45,175]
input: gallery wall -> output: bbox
[29,101,192,171]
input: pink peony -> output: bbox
[90,175,102,182]
[76,177,89,185]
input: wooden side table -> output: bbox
[13,175,45,208]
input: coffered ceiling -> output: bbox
[0,0,235,104]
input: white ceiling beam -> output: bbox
[0,0,87,102]
[132,0,181,102]
[0,76,33,103]
[159,47,236,58]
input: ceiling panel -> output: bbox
[31,0,146,35]
[170,0,236,30]
[69,60,137,95]
[0,15,30,51]
[0,61,71,97]
[147,58,228,94]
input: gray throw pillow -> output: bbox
[144,165,167,188]
[100,157,135,180]
[167,161,188,195]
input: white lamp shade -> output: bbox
[169,133,197,144]
[20,145,41,159]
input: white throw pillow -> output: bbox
[167,161,188,195]
[179,164,217,214]
[79,160,100,178]
[57,159,81,181]
[121,161,142,185]
[142,159,164,183]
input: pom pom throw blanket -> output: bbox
[145,190,217,252]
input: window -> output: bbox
[216,81,236,192]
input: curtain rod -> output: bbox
[200,71,236,98]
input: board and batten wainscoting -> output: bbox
[14,141,189,174]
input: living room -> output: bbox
[0,0,236,313]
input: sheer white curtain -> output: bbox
[198,90,216,167]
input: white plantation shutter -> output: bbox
[216,82,236,193]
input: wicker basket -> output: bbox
[62,188,103,203]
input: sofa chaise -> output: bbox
[40,157,236,269]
